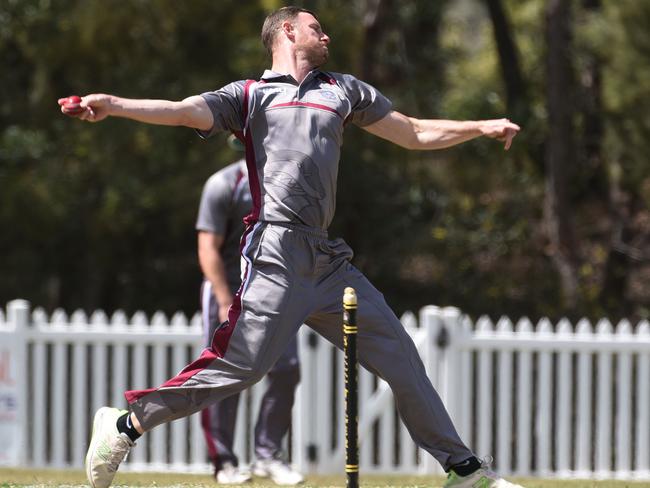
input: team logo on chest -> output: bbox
[320,89,338,102]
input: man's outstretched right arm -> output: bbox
[59,94,214,131]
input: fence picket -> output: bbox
[475,317,494,460]
[72,339,87,468]
[52,340,67,467]
[71,309,87,326]
[615,320,633,476]
[636,321,650,476]
[555,319,572,476]
[91,341,108,416]
[378,393,394,471]
[32,339,47,466]
[496,317,513,475]
[456,316,473,447]
[595,319,614,476]
[359,365,374,472]
[535,319,553,476]
[514,318,533,476]
[575,319,593,476]
[90,310,108,325]
[112,343,127,408]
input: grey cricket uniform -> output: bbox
[196,160,300,467]
[126,69,473,470]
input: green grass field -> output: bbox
[2,469,650,488]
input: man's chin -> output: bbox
[311,54,329,68]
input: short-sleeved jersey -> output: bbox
[196,159,251,290]
[197,70,392,230]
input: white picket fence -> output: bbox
[0,299,649,480]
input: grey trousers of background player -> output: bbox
[201,280,300,469]
[129,222,474,471]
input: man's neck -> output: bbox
[271,53,317,84]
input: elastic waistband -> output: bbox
[260,220,328,239]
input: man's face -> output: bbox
[293,12,330,67]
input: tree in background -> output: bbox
[482,0,650,319]
[1,0,649,321]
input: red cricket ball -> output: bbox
[61,95,84,115]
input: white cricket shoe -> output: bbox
[216,462,252,484]
[443,458,524,488]
[252,458,304,485]
[85,407,134,488]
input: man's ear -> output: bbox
[281,20,295,42]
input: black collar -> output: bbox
[260,69,328,86]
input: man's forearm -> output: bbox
[364,111,519,151]
[198,232,234,311]
[200,254,234,308]
[71,93,213,129]
[410,118,484,150]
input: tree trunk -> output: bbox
[544,0,581,311]
[577,0,631,317]
[359,0,391,82]
[484,0,545,176]
[483,0,527,117]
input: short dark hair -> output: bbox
[261,6,318,55]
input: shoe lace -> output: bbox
[107,435,134,472]
[480,455,494,470]
[477,455,502,482]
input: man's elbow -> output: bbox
[177,98,212,130]
[178,110,210,130]
[401,117,424,150]
[396,134,423,150]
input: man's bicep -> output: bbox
[196,82,246,138]
[363,110,417,149]
[181,95,214,131]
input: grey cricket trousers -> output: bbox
[126,221,473,470]
[199,279,300,468]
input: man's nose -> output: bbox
[321,33,330,44]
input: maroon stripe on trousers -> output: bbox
[125,347,221,403]
[201,408,220,464]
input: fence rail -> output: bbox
[0,299,649,480]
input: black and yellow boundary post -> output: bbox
[343,287,359,488]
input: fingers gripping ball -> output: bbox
[58,95,85,116]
